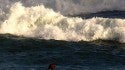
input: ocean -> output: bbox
[0,0,125,70]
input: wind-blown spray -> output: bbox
[0,2,125,42]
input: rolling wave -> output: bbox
[1,1,125,69]
[0,2,125,43]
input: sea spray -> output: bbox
[0,2,125,42]
[1,0,125,15]
[20,0,125,15]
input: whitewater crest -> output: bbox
[0,2,125,42]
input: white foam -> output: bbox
[0,2,125,43]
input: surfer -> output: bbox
[48,63,56,70]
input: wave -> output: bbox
[72,10,125,19]
[0,2,125,43]
[1,34,125,70]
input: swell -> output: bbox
[0,33,124,49]
[1,34,125,69]
[1,33,125,56]
[0,2,125,43]
[72,10,125,19]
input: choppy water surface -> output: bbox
[0,34,125,70]
[1,0,125,70]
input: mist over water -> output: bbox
[0,0,125,15]
[0,1,125,42]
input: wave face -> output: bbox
[0,2,125,42]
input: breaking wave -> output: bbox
[0,2,125,43]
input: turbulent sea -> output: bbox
[1,0,125,70]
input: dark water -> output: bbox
[71,10,125,19]
[0,0,125,69]
[1,10,125,70]
[0,34,125,70]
